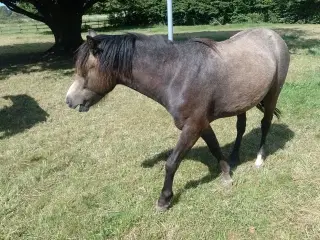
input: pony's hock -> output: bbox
[66,28,290,210]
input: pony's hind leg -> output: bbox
[229,113,246,168]
[256,113,275,167]
[255,89,280,168]
[201,125,232,185]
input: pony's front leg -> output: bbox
[157,121,203,211]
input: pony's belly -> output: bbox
[211,86,269,119]
[211,102,258,119]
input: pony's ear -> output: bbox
[86,35,100,54]
[88,29,97,37]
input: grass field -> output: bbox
[0,23,320,239]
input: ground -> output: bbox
[0,23,320,239]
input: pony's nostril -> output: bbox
[66,97,72,107]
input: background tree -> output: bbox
[89,0,320,26]
[1,0,319,53]
[0,0,101,53]
[0,5,11,18]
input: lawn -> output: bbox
[0,23,320,239]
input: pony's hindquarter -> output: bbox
[210,29,289,119]
[225,29,290,167]
[255,29,290,167]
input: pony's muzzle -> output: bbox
[66,96,77,109]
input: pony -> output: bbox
[66,29,290,210]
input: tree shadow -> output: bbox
[0,94,49,139]
[142,123,294,206]
[0,42,74,80]
[281,34,320,55]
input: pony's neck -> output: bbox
[118,44,176,107]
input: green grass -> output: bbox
[0,23,320,239]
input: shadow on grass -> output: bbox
[142,123,294,206]
[0,42,74,80]
[0,94,49,139]
[274,28,320,55]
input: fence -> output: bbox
[0,19,109,34]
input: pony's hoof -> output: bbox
[255,162,263,168]
[255,154,264,168]
[156,201,170,212]
[221,173,233,187]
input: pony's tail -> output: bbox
[256,102,281,120]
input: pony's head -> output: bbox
[66,30,137,112]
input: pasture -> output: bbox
[0,23,320,239]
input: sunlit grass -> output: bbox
[0,24,319,239]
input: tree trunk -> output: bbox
[47,13,83,54]
[3,0,101,55]
[3,0,103,56]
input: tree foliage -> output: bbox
[0,5,11,18]
[89,0,320,26]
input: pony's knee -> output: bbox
[165,159,177,174]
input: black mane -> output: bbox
[190,38,218,52]
[76,33,140,79]
[75,33,218,80]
